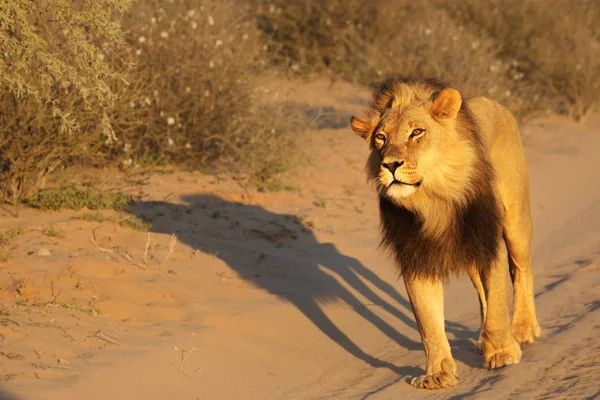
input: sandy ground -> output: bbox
[0,80,598,400]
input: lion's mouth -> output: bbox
[390,179,422,187]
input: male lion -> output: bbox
[350,78,541,389]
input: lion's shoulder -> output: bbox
[466,96,520,152]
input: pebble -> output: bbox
[37,248,52,256]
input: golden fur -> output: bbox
[350,77,541,389]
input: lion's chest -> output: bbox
[379,194,502,280]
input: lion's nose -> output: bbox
[381,160,404,174]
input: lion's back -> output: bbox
[468,96,530,219]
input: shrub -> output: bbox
[442,0,600,121]
[0,0,132,203]
[0,0,131,135]
[24,188,132,211]
[255,0,599,120]
[0,0,303,203]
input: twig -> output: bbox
[91,234,115,254]
[116,215,133,224]
[144,232,151,263]
[51,365,76,372]
[161,193,174,203]
[165,233,177,260]
[122,251,147,270]
[181,347,196,363]
[51,288,62,304]
[32,362,75,372]
[93,330,124,347]
[169,362,195,380]
[23,321,79,345]
[91,234,146,269]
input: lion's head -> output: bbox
[351,79,479,208]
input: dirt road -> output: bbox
[1,80,598,399]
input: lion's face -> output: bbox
[369,104,444,199]
[351,87,466,203]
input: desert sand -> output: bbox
[0,80,598,400]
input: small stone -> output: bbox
[37,248,51,256]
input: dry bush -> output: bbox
[107,0,264,166]
[103,0,304,182]
[0,0,131,136]
[442,0,600,121]
[254,1,521,113]
[256,0,599,120]
[0,0,304,203]
[0,0,131,203]
[0,88,108,205]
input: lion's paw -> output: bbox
[484,343,522,370]
[512,318,541,345]
[410,359,458,390]
[411,371,458,390]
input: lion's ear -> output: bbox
[431,88,462,119]
[350,117,372,140]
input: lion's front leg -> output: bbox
[479,242,522,369]
[403,276,458,389]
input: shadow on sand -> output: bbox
[0,389,21,400]
[129,194,478,376]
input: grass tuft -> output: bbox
[24,188,132,211]
[78,212,150,232]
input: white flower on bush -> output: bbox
[168,137,174,146]
[208,15,214,25]
[215,39,223,47]
[167,117,175,125]
[151,17,156,24]
[138,36,146,43]
[191,21,197,30]
[135,49,142,56]
[160,31,169,39]
[185,143,192,149]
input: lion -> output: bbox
[349,77,541,389]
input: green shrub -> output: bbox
[78,212,150,231]
[24,188,132,211]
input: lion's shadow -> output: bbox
[129,194,480,375]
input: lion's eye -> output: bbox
[375,133,386,141]
[410,128,425,139]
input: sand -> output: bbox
[0,80,598,400]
